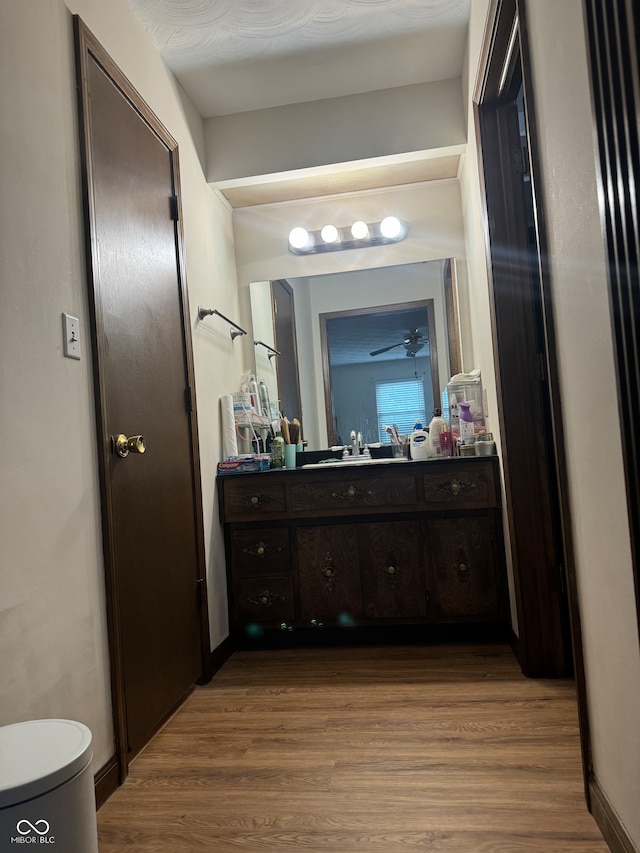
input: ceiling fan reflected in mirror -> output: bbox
[370,328,427,358]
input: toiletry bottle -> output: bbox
[459,401,475,445]
[270,431,284,469]
[409,422,430,461]
[427,407,446,457]
[248,375,260,413]
[258,380,271,417]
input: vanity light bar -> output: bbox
[288,217,407,255]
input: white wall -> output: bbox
[525,1,640,845]
[205,79,465,182]
[0,0,240,771]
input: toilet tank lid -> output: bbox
[0,719,93,807]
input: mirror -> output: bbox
[250,259,461,450]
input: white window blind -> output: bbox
[375,379,426,442]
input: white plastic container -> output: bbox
[442,370,485,442]
[0,719,98,852]
[427,408,447,457]
[409,423,430,461]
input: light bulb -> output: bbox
[321,224,339,244]
[380,216,404,240]
[288,226,312,251]
[351,220,369,240]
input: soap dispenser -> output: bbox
[409,422,430,461]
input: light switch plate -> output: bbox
[62,313,81,360]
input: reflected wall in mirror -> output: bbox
[250,259,461,450]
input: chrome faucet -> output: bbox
[350,430,359,457]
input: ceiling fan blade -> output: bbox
[370,342,403,356]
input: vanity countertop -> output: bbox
[217,453,496,478]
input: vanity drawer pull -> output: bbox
[456,559,471,584]
[235,576,294,624]
[222,481,286,520]
[384,562,399,589]
[232,528,290,577]
[423,465,494,508]
[322,553,337,589]
[289,475,415,512]
[247,588,285,608]
[439,478,475,497]
[331,485,373,501]
[242,540,283,560]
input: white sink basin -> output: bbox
[301,456,408,469]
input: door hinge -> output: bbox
[196,578,205,609]
[169,195,179,221]
[185,385,193,413]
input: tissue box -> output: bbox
[217,455,271,475]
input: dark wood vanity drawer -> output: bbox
[234,576,295,625]
[231,528,291,577]
[422,462,496,509]
[289,474,417,513]
[221,479,286,521]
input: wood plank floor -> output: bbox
[97,643,608,852]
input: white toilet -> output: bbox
[0,719,99,851]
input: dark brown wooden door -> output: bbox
[271,280,303,422]
[75,20,208,766]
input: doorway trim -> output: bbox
[73,17,211,784]
[474,0,590,784]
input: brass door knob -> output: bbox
[114,434,146,458]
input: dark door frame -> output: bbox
[474,0,591,779]
[584,0,640,641]
[582,3,640,843]
[74,17,211,784]
[270,279,303,423]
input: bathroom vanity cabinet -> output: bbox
[217,457,509,644]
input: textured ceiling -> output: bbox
[127,0,471,117]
